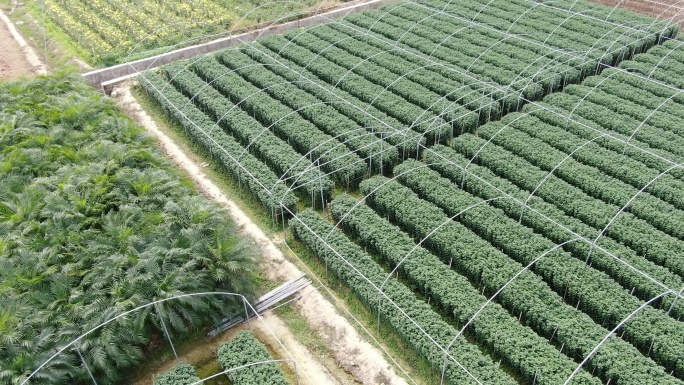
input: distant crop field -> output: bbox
[43,0,330,65]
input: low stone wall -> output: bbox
[85,0,397,93]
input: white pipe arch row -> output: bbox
[131,4,684,382]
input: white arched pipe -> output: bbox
[439,237,583,385]
[562,289,676,385]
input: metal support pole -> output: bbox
[668,286,684,314]
[243,297,252,330]
[76,347,98,385]
[156,304,178,361]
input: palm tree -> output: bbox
[0,74,257,384]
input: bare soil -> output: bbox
[589,0,684,27]
[116,83,409,385]
[0,9,35,79]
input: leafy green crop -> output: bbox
[290,209,515,385]
[154,363,201,385]
[217,332,288,385]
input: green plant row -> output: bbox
[289,210,515,385]
[256,34,453,144]
[621,56,684,89]
[582,71,684,123]
[495,111,684,214]
[475,117,684,241]
[393,159,684,379]
[521,103,684,179]
[215,50,400,173]
[139,71,298,215]
[191,56,367,188]
[217,332,288,385]
[239,44,426,157]
[283,26,482,134]
[563,84,684,140]
[360,174,684,383]
[162,62,332,205]
[424,145,684,322]
[384,3,590,87]
[417,0,676,58]
[342,0,672,108]
[538,0,678,36]
[323,21,510,118]
[341,10,542,103]
[154,363,201,385]
[351,6,567,96]
[329,194,600,385]
[450,133,684,282]
[541,92,684,160]
[621,43,684,90]
[318,23,504,123]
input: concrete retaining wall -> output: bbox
[86,0,397,93]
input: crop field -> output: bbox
[5,0,684,383]
[135,0,684,383]
[43,0,326,65]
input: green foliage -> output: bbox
[154,362,201,385]
[389,160,684,382]
[343,0,676,108]
[216,49,400,173]
[134,1,684,383]
[257,34,454,144]
[0,74,255,385]
[216,332,288,385]
[289,209,515,385]
[425,145,684,319]
[330,193,599,385]
[139,71,298,216]
[162,62,332,206]
[240,44,426,157]
[190,56,367,188]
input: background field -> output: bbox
[42,0,339,66]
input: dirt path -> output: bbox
[0,8,45,79]
[116,83,410,385]
[589,0,684,27]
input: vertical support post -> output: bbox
[439,351,448,385]
[294,362,300,385]
[281,205,285,229]
[156,303,178,361]
[668,287,684,314]
[376,290,383,334]
[76,347,98,385]
[243,297,252,330]
[318,159,324,210]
